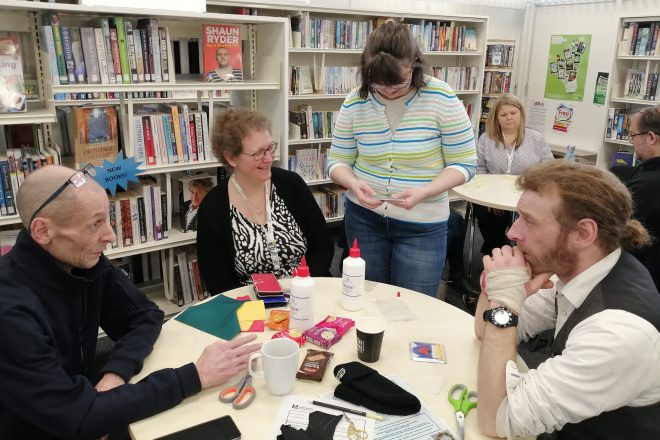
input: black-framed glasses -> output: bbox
[370,70,413,92]
[628,131,649,139]
[29,164,96,227]
[240,142,278,161]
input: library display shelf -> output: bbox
[105,229,197,261]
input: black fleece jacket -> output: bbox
[0,230,201,440]
[196,167,334,295]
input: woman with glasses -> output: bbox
[196,109,333,295]
[474,94,553,256]
[327,20,477,297]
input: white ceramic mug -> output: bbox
[248,338,300,395]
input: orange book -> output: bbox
[72,106,119,167]
[202,24,243,82]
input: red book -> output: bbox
[202,24,243,83]
[251,273,283,297]
[141,116,156,166]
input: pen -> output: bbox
[311,400,384,421]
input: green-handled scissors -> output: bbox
[447,384,478,440]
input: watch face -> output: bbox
[493,309,511,326]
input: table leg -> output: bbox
[464,202,476,279]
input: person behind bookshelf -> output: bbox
[196,108,333,295]
[327,19,477,298]
[205,46,243,82]
[474,94,553,256]
[182,177,214,232]
[611,104,660,290]
[0,165,259,439]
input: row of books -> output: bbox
[605,107,632,141]
[430,66,479,92]
[290,13,375,50]
[42,14,171,86]
[0,147,62,217]
[405,22,478,52]
[318,66,360,95]
[619,21,660,57]
[311,186,346,220]
[289,65,314,95]
[171,246,209,306]
[133,104,212,166]
[482,71,512,95]
[486,44,515,67]
[623,69,659,101]
[55,91,174,101]
[106,179,168,250]
[289,147,329,182]
[288,105,338,140]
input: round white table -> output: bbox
[450,174,521,212]
[129,278,511,440]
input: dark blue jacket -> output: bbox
[0,230,201,439]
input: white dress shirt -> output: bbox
[496,248,660,438]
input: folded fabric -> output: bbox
[174,295,242,340]
[237,300,266,332]
[333,361,421,415]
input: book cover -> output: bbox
[0,35,26,113]
[178,174,216,232]
[72,106,119,167]
[203,24,243,82]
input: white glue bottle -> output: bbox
[289,256,315,332]
[341,239,366,311]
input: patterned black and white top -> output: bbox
[230,184,307,285]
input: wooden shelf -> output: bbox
[304,178,334,186]
[53,79,279,94]
[610,97,659,105]
[289,48,362,54]
[136,160,220,175]
[604,138,632,147]
[0,214,21,227]
[423,51,483,57]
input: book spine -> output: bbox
[188,114,198,161]
[109,28,123,81]
[129,196,140,246]
[139,28,151,81]
[200,111,211,161]
[160,191,168,238]
[93,28,110,84]
[107,200,118,248]
[40,25,61,85]
[113,17,131,84]
[133,30,145,82]
[160,114,175,164]
[99,19,116,84]
[0,161,8,216]
[48,17,69,84]
[124,20,139,83]
[133,115,146,163]
[177,114,190,161]
[59,26,77,84]
[80,28,100,84]
[142,183,154,242]
[70,27,87,84]
[142,116,156,166]
[159,27,170,82]
[1,161,16,215]
[151,185,162,240]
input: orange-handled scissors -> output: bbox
[219,373,256,410]
[447,384,477,440]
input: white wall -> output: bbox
[522,0,660,159]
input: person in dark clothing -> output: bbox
[624,105,660,290]
[0,165,260,440]
[197,109,333,295]
[475,161,660,439]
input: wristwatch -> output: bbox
[483,306,519,328]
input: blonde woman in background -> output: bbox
[474,94,554,255]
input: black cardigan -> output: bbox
[196,167,334,295]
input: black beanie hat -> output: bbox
[332,361,421,416]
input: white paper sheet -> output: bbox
[319,373,455,440]
[270,395,376,439]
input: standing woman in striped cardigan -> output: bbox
[327,20,477,297]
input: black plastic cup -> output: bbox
[356,317,385,363]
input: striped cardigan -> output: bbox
[327,75,477,223]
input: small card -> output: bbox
[410,341,446,364]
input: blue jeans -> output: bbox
[344,200,447,297]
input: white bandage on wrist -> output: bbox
[485,267,529,314]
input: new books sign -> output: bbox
[545,34,591,101]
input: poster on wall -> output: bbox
[544,34,591,101]
[552,103,574,133]
[593,72,609,105]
